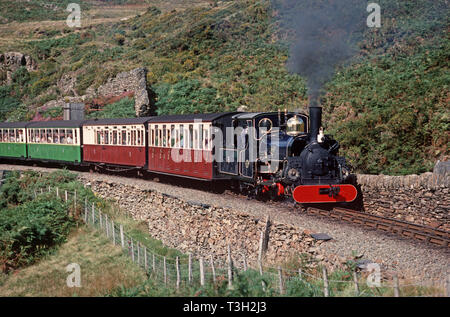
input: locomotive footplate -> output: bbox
[293,184,357,203]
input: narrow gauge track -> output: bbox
[306,207,450,248]
[1,161,449,249]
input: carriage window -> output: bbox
[162,125,167,147]
[122,130,127,145]
[175,127,180,148]
[179,125,184,148]
[170,125,175,147]
[188,125,193,149]
[45,129,51,143]
[199,124,203,150]
[74,129,78,144]
[154,125,158,146]
[17,129,23,143]
[167,127,171,148]
[150,128,155,146]
[112,131,117,145]
[204,128,209,150]
[104,130,109,145]
[51,129,58,143]
[67,130,73,144]
[194,128,198,150]
[97,131,101,144]
[59,129,65,144]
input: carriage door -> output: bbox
[238,120,254,179]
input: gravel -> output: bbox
[1,163,448,284]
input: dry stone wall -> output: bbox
[356,162,449,231]
[83,180,334,269]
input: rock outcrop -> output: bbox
[0,52,37,85]
[41,67,155,117]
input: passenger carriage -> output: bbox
[82,118,150,167]
[26,120,83,163]
[146,113,236,180]
[0,122,28,159]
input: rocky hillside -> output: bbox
[0,0,448,175]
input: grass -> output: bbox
[0,226,145,296]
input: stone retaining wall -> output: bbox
[356,162,449,231]
[83,180,334,269]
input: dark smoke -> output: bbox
[272,0,366,105]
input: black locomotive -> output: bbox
[217,105,357,203]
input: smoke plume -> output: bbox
[273,0,366,105]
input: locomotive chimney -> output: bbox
[309,99,322,143]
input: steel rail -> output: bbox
[307,207,450,248]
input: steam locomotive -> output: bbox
[0,106,357,204]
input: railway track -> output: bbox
[1,162,449,249]
[306,206,450,248]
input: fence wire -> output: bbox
[36,185,450,297]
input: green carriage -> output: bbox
[26,120,84,163]
[0,122,28,159]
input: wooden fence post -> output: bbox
[84,197,88,222]
[131,239,135,262]
[56,187,59,198]
[210,254,216,283]
[278,266,284,295]
[188,254,193,284]
[446,275,450,297]
[137,242,140,265]
[322,267,329,297]
[393,274,400,297]
[91,204,95,224]
[65,190,68,202]
[227,244,233,289]
[258,231,264,264]
[152,254,156,273]
[298,268,303,281]
[163,257,167,285]
[144,247,148,272]
[105,214,109,238]
[120,224,124,248]
[353,271,360,296]
[99,211,103,228]
[199,257,205,286]
[111,221,116,245]
[176,257,180,291]
[84,202,88,223]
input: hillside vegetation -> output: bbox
[0,0,448,175]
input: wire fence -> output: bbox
[37,185,450,297]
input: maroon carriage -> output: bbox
[146,113,234,180]
[82,118,151,168]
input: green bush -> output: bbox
[0,198,74,271]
